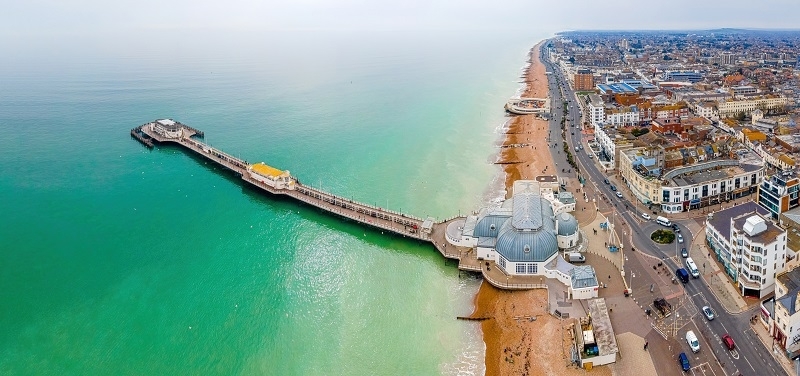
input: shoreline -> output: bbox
[470,40,589,376]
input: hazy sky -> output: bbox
[4,0,800,37]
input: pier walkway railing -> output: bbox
[136,123,431,242]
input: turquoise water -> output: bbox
[0,30,547,375]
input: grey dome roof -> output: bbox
[495,217,559,262]
[557,213,578,236]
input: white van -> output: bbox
[686,257,700,278]
[567,252,586,263]
[656,216,671,227]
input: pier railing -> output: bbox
[134,122,432,242]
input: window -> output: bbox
[528,264,538,274]
[516,263,526,274]
[499,256,506,269]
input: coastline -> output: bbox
[470,40,605,376]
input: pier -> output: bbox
[132,119,558,288]
[133,121,448,239]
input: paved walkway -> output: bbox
[750,318,797,375]
[611,333,659,376]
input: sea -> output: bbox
[0,29,549,375]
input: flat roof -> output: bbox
[707,201,769,238]
[597,83,637,94]
[587,298,618,356]
[672,169,729,186]
[250,163,285,178]
[732,214,783,244]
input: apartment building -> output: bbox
[705,202,787,298]
[763,267,800,356]
[586,94,605,125]
[757,171,800,219]
[717,96,789,118]
[618,147,766,212]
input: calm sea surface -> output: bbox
[0,30,547,375]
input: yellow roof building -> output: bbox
[250,163,285,178]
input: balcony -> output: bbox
[738,271,762,289]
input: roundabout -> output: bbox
[650,229,675,245]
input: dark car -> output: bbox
[681,248,688,258]
[610,185,617,191]
[722,334,735,350]
[678,352,690,371]
[603,179,609,184]
[675,268,690,283]
[672,223,681,232]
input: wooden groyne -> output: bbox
[457,316,491,321]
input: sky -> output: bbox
[4,0,800,37]
[2,0,799,64]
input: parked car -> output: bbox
[702,306,715,321]
[616,192,623,198]
[587,153,594,159]
[681,247,688,258]
[642,213,652,220]
[686,330,700,353]
[677,234,684,243]
[603,179,609,184]
[678,352,691,371]
[610,185,617,191]
[721,334,735,350]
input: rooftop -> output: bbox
[250,163,286,178]
[707,201,770,238]
[586,298,619,357]
[732,213,784,244]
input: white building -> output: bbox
[247,163,296,190]
[587,94,605,125]
[593,122,617,168]
[717,96,789,118]
[151,119,182,139]
[766,268,800,356]
[605,106,640,126]
[705,202,788,298]
[446,180,597,299]
[692,101,718,121]
[618,146,766,213]
[575,298,619,367]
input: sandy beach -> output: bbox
[471,42,611,376]
[498,43,555,194]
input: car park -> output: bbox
[702,306,714,321]
[642,213,651,220]
[686,330,700,353]
[722,334,735,350]
[678,352,690,371]
[677,234,684,243]
[681,247,688,258]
